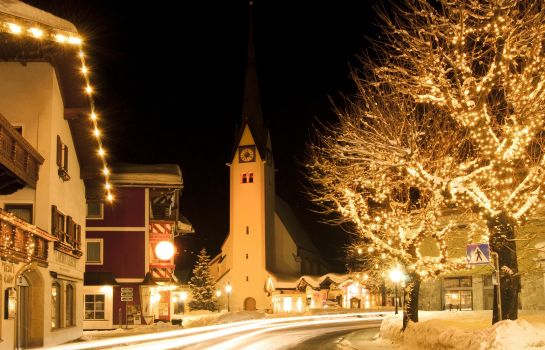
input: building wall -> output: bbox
[224,126,271,311]
[0,62,87,347]
[272,214,299,275]
[83,285,115,330]
[87,187,146,228]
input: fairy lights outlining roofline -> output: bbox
[0,13,114,202]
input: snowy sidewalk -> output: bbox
[375,310,545,350]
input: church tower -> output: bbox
[222,1,276,311]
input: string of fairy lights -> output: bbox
[0,15,114,202]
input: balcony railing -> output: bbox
[0,208,56,266]
[0,113,44,190]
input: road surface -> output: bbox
[49,313,385,350]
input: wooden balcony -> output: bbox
[0,113,44,194]
[0,208,57,266]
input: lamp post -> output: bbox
[389,267,402,315]
[225,283,232,312]
[216,290,222,312]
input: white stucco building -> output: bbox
[0,2,101,348]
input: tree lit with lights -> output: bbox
[308,0,545,324]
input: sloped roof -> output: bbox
[275,196,320,254]
[110,163,183,187]
[269,272,353,290]
[0,0,77,33]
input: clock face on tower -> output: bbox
[239,146,256,163]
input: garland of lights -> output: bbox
[0,16,113,202]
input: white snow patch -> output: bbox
[378,310,545,350]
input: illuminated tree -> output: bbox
[188,249,218,311]
[311,0,545,324]
[307,86,469,329]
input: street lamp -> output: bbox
[225,283,232,312]
[389,267,402,315]
[215,290,222,312]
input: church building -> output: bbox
[209,4,330,312]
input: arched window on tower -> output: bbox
[249,173,254,183]
[242,173,248,183]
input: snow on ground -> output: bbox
[375,310,545,350]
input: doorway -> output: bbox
[16,275,29,349]
[244,297,256,311]
[16,269,44,348]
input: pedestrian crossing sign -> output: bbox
[467,243,490,265]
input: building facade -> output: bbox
[0,5,95,348]
[83,164,185,329]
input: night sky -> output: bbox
[25,0,381,271]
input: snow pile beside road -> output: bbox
[379,310,545,350]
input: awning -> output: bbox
[84,272,119,286]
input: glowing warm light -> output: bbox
[103,167,110,176]
[68,36,82,45]
[225,283,232,294]
[81,65,88,75]
[180,291,188,301]
[93,128,100,137]
[85,85,93,94]
[28,27,43,38]
[105,182,112,190]
[90,112,97,120]
[55,34,67,43]
[155,241,175,260]
[7,23,22,34]
[389,267,402,283]
[106,193,114,202]
[216,290,222,297]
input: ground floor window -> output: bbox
[444,290,472,310]
[52,282,61,328]
[85,294,105,320]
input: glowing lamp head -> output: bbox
[155,241,175,260]
[225,283,232,294]
[389,268,402,283]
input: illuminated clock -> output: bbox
[239,146,256,163]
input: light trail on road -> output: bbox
[46,312,385,350]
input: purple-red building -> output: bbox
[83,163,187,329]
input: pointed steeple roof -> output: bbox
[232,1,269,160]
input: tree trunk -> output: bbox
[381,281,387,306]
[488,213,520,324]
[402,271,420,330]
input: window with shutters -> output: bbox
[86,239,103,265]
[56,135,70,181]
[51,205,82,257]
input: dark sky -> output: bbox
[26,0,381,271]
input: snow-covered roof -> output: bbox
[0,0,77,33]
[268,272,352,290]
[275,196,320,254]
[111,163,183,187]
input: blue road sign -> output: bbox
[467,243,491,265]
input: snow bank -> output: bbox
[379,311,545,350]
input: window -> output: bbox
[246,253,248,259]
[444,277,472,288]
[84,294,105,320]
[51,282,61,328]
[12,125,22,134]
[56,135,70,181]
[86,202,104,219]
[5,204,33,224]
[86,239,103,265]
[65,284,75,326]
[241,173,254,184]
[246,226,249,235]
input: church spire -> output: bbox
[241,0,264,125]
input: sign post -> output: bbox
[121,288,134,328]
[467,243,501,321]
